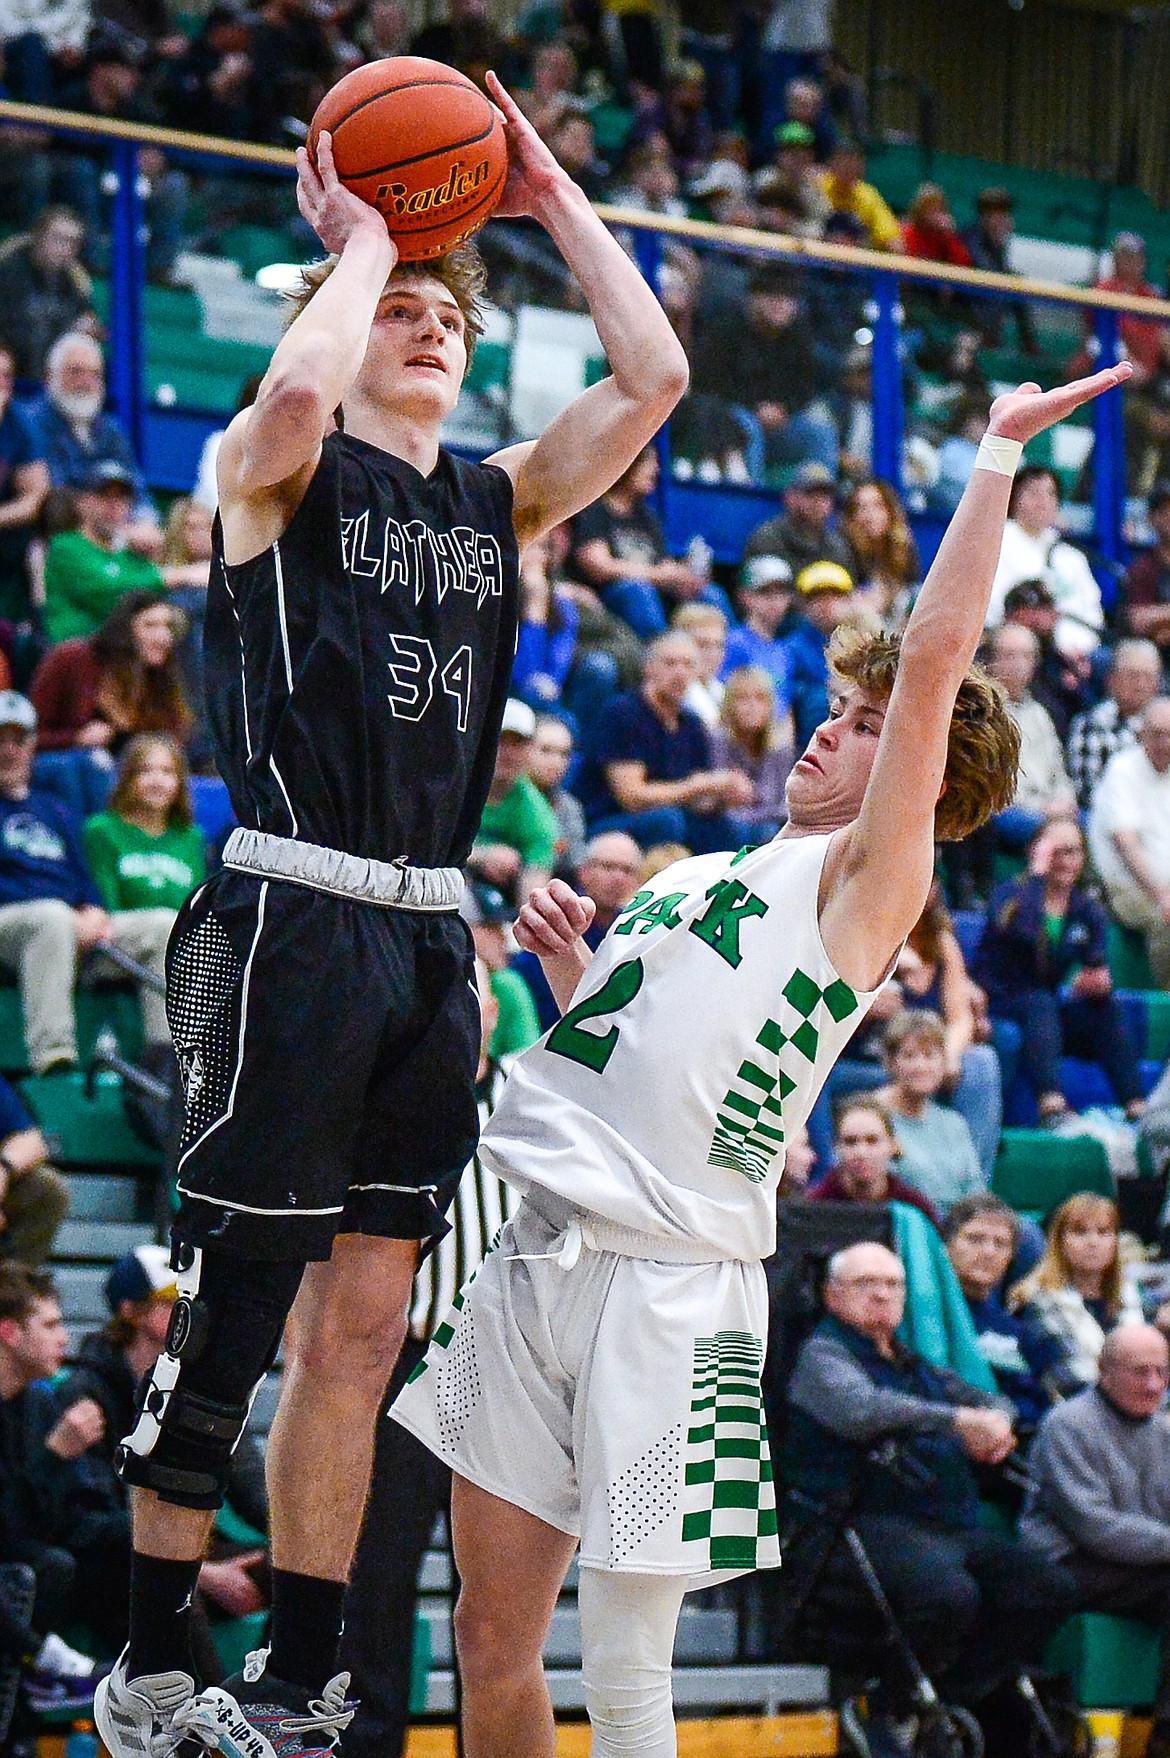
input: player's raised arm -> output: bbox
[819,366,1131,990]
[218,134,397,500]
[482,73,690,547]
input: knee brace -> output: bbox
[578,1568,686,1757]
[116,1240,304,1510]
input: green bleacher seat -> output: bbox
[1047,1612,1160,1710]
[1144,991,1170,1063]
[991,1129,1113,1219]
[463,338,511,397]
[1108,920,1154,991]
[20,1071,161,1170]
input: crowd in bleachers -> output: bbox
[7,5,1170,1754]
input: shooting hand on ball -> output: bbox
[297,131,397,261]
[485,70,568,220]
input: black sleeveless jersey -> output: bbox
[205,433,521,868]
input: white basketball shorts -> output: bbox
[391,1198,780,1585]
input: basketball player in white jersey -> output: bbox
[392,362,1130,1758]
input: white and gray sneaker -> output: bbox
[94,1651,217,1758]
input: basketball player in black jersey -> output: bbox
[95,72,689,1758]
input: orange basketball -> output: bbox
[308,57,508,261]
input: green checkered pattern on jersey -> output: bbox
[707,966,859,1184]
[681,1330,777,1573]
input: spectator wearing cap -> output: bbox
[722,556,796,698]
[742,461,854,581]
[0,207,96,383]
[1068,639,1162,810]
[901,183,973,270]
[510,832,643,1032]
[569,448,713,642]
[0,340,47,631]
[1088,698,1170,988]
[575,631,754,853]
[785,560,857,747]
[1021,1324,1170,1758]
[459,880,540,1057]
[469,699,559,906]
[59,1245,269,1679]
[0,689,172,1074]
[1001,579,1092,741]
[42,464,166,647]
[988,464,1104,658]
[752,121,832,235]
[813,140,901,252]
[1092,232,1167,385]
[692,265,838,482]
[1123,481,1170,655]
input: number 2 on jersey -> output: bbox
[546,958,644,1073]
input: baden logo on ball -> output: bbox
[309,56,509,260]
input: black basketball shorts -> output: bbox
[166,869,480,1260]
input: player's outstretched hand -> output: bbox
[987,361,1132,446]
[297,131,397,261]
[516,879,597,958]
[485,70,568,220]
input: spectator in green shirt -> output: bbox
[82,733,206,914]
[469,697,560,905]
[43,462,165,644]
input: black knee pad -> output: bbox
[116,1240,304,1510]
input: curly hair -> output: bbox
[284,244,488,367]
[827,624,1020,840]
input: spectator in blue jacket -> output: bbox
[0,690,171,1073]
[26,333,161,557]
[943,1193,1079,1438]
[972,819,1144,1125]
[784,559,857,747]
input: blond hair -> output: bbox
[828,625,1020,840]
[285,244,488,366]
[1011,1192,1125,1317]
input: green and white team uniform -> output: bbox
[394,832,887,1584]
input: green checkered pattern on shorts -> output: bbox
[681,1331,777,1572]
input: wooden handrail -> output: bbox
[5,97,1170,321]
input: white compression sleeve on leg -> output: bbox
[578,1567,688,1757]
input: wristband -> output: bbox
[974,433,1024,478]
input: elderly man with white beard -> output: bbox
[26,332,161,558]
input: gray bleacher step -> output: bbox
[423,1663,828,1715]
[55,1264,110,1325]
[418,1550,580,1593]
[64,1175,139,1222]
[55,1219,155,1260]
[419,1604,736,1669]
[247,1375,282,1437]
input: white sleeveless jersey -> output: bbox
[481,832,888,1262]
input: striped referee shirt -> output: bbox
[409,1057,519,1342]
